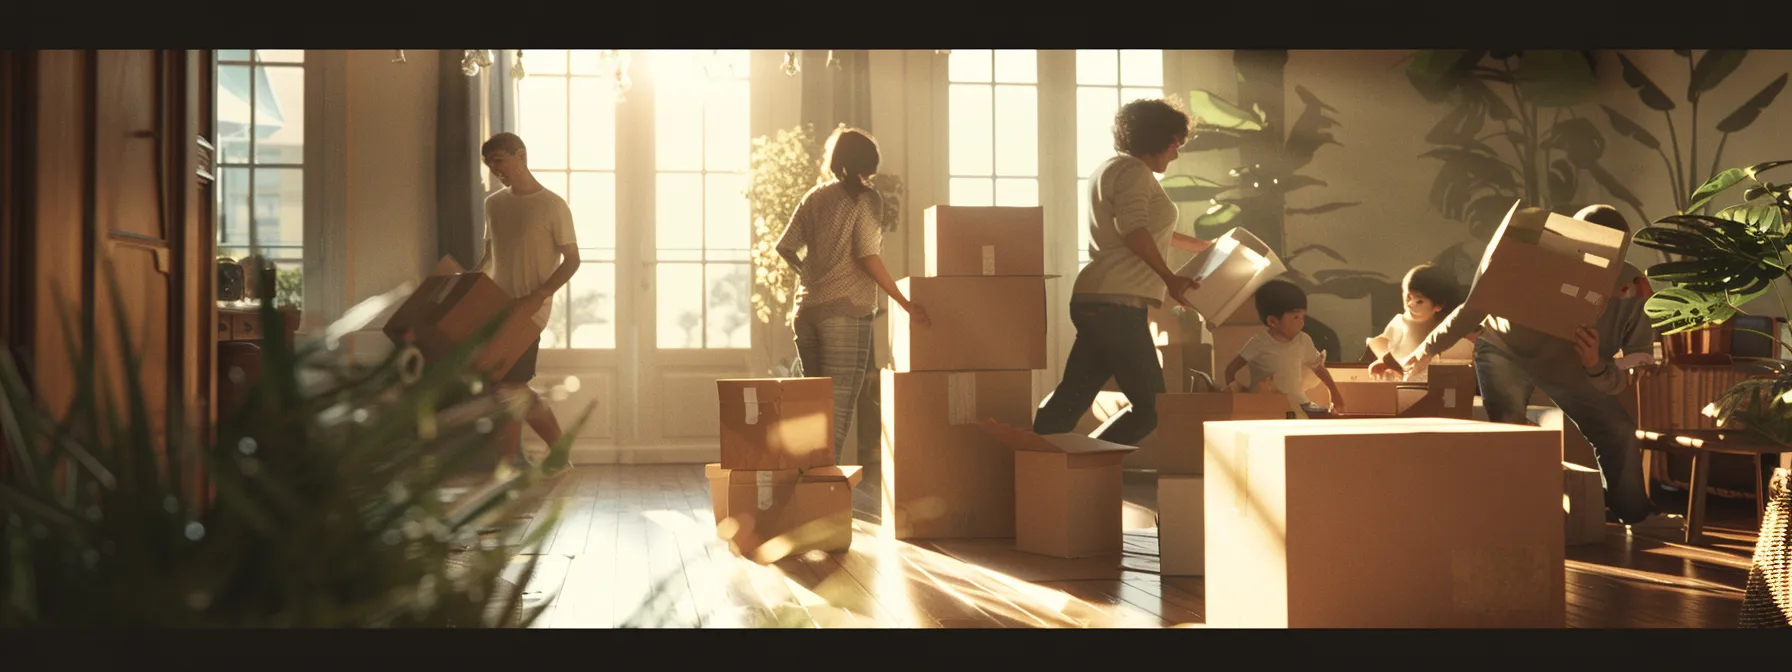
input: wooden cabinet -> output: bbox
[1,50,216,499]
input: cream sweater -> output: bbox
[1071,155,1180,306]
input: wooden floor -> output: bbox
[468,464,1764,629]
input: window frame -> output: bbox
[215,51,306,282]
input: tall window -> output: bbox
[1074,50,1164,268]
[216,50,305,304]
[653,50,752,350]
[947,50,1038,207]
[514,50,620,349]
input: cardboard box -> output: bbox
[922,205,1045,277]
[1463,201,1629,342]
[880,369,1033,539]
[1158,475,1205,576]
[1204,418,1564,628]
[890,276,1047,372]
[1563,461,1606,546]
[1533,407,1595,468]
[1317,364,1477,419]
[1131,392,1291,474]
[1208,323,1265,387]
[717,378,835,471]
[705,464,863,563]
[381,256,544,379]
[976,420,1140,558]
[1173,227,1288,326]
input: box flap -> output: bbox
[1473,201,1627,294]
[800,465,864,486]
[432,255,466,277]
[975,419,1140,454]
[705,463,725,479]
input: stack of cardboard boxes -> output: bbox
[707,378,863,564]
[880,206,1047,542]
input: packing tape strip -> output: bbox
[756,470,773,511]
[1443,388,1458,409]
[743,387,759,425]
[947,372,977,425]
[981,245,995,275]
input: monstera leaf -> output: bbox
[1644,285,1746,334]
[1634,214,1787,308]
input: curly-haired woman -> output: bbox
[1033,97,1213,445]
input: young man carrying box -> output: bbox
[1401,204,1677,533]
[474,132,579,477]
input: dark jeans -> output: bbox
[1034,302,1164,446]
[1474,339,1656,524]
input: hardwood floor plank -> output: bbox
[550,466,620,629]
[642,466,701,628]
[1039,580,1165,628]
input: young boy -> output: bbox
[1401,204,1677,533]
[1225,280,1346,418]
[1367,263,1474,382]
[473,132,579,477]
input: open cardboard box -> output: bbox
[1464,201,1630,342]
[1315,364,1477,419]
[975,420,1139,559]
[1174,227,1287,327]
[379,256,544,380]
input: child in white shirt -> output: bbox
[1367,263,1473,382]
[1225,280,1345,418]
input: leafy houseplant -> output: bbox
[1160,85,1385,360]
[1,270,594,627]
[1630,160,1792,441]
[1601,50,1789,217]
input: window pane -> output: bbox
[705,173,748,261]
[569,172,615,261]
[536,171,569,202]
[216,65,252,164]
[994,178,1037,208]
[714,50,751,79]
[948,49,992,82]
[658,263,704,349]
[569,49,607,75]
[947,84,993,176]
[218,167,251,247]
[255,65,305,164]
[568,78,616,171]
[1077,178,1093,268]
[253,168,304,248]
[1077,87,1119,174]
[705,263,750,349]
[704,79,749,172]
[994,85,1037,177]
[655,66,704,171]
[949,177,994,207]
[219,50,252,63]
[542,286,569,349]
[257,50,304,64]
[568,262,616,349]
[516,76,569,170]
[993,50,1036,84]
[1121,87,1164,109]
[1119,50,1163,86]
[526,49,569,75]
[1076,50,1119,86]
[657,173,703,261]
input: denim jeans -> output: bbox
[1474,339,1656,523]
[1033,301,1164,446]
[792,312,875,463]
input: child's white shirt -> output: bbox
[1239,330,1325,406]
[1371,314,1473,382]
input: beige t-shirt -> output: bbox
[775,182,884,321]
[1071,154,1181,306]
[481,186,577,327]
[1239,330,1326,406]
[1369,314,1475,381]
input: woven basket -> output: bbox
[1740,467,1792,628]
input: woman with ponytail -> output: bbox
[775,126,929,460]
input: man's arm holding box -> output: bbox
[1403,303,1486,373]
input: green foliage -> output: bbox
[275,267,303,309]
[1165,85,1360,233]
[1,269,596,627]
[1599,50,1788,216]
[1633,160,1792,335]
[1405,50,1631,240]
[747,124,822,327]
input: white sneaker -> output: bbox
[1625,513,1686,533]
